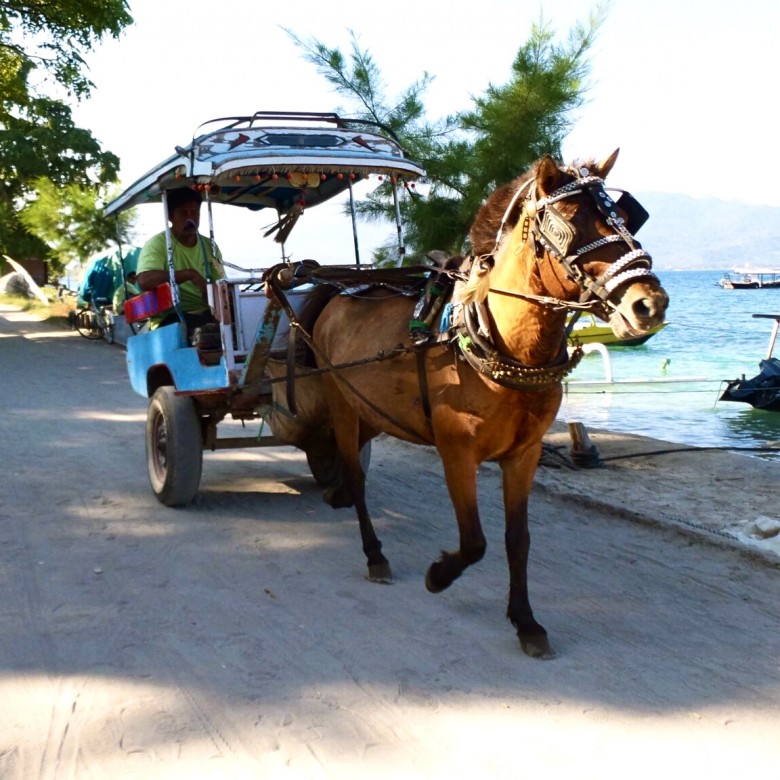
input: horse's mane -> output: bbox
[468,166,537,257]
[458,164,539,305]
[468,155,603,257]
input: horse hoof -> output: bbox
[322,484,353,509]
[367,562,393,583]
[425,564,448,593]
[519,634,556,660]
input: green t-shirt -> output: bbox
[137,232,225,325]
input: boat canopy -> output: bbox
[104,111,426,217]
[728,266,780,275]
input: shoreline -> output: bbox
[537,422,780,565]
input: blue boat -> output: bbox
[720,313,780,411]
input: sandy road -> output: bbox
[1,308,779,779]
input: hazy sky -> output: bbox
[69,0,779,264]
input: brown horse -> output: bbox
[295,150,668,658]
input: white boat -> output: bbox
[719,267,780,289]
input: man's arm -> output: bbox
[136,267,209,300]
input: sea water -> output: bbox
[557,269,780,459]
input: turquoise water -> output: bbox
[557,270,780,458]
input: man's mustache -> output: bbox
[184,219,198,230]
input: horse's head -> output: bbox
[530,150,668,338]
[470,151,668,340]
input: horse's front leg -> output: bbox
[501,445,555,659]
[425,450,486,592]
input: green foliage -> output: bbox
[19,178,134,273]
[287,4,608,261]
[0,0,133,263]
[0,0,132,101]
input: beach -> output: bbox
[539,422,780,563]
[1,304,779,779]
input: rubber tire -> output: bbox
[146,386,203,506]
[306,437,371,487]
[102,312,115,344]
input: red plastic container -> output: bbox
[124,283,174,323]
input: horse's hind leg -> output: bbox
[324,383,392,583]
[501,450,555,659]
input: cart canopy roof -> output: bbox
[104,112,426,217]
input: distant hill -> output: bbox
[633,193,780,270]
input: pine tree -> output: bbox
[288,5,608,261]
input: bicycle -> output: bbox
[70,294,115,344]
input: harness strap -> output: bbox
[415,348,433,431]
[286,321,299,414]
[455,302,583,390]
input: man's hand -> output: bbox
[137,268,209,302]
[182,268,208,301]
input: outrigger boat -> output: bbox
[104,111,426,505]
[720,313,780,411]
[719,267,780,289]
[567,311,667,346]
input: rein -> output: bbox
[260,157,658,431]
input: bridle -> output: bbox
[486,164,658,319]
[451,164,659,391]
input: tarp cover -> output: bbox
[78,247,141,305]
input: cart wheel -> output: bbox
[146,386,203,506]
[102,313,115,344]
[306,437,371,487]
[75,308,103,340]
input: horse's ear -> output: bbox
[593,149,620,178]
[536,155,564,197]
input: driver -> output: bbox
[135,187,225,337]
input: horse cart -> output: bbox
[108,112,670,657]
[105,111,426,507]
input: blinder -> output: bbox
[584,183,649,235]
[537,204,576,258]
[614,191,649,234]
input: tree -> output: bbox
[288,5,608,259]
[1,1,132,101]
[19,177,134,270]
[0,1,133,265]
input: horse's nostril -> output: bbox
[633,299,652,319]
[633,292,668,321]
